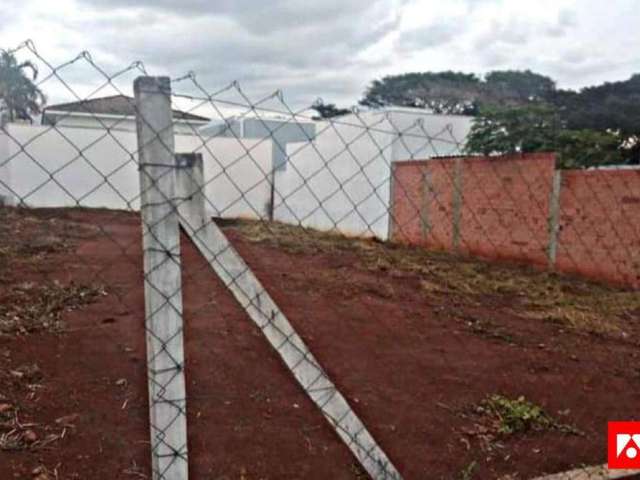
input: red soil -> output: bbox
[1,207,639,480]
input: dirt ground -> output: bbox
[0,207,639,480]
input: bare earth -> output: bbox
[0,207,639,480]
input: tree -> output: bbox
[464,104,561,156]
[359,70,557,115]
[0,51,46,122]
[361,68,640,167]
[464,104,626,168]
[483,70,556,105]
[550,75,640,164]
[359,71,482,115]
[310,99,350,119]
[555,129,625,169]
[552,75,640,135]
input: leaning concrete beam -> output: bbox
[175,154,402,480]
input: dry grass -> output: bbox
[0,364,68,455]
[0,208,106,336]
[0,281,106,336]
[0,208,99,278]
[230,219,640,336]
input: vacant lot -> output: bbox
[0,207,639,480]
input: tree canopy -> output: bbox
[358,70,558,115]
[551,74,640,135]
[310,99,351,119]
[359,71,482,114]
[464,105,628,168]
[0,51,46,122]
[483,70,556,106]
[358,68,639,168]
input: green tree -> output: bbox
[359,70,557,115]
[464,105,626,168]
[484,70,556,105]
[359,71,482,114]
[361,68,639,167]
[551,75,640,164]
[464,104,561,155]
[310,99,350,119]
[552,74,640,135]
[0,51,46,122]
[555,129,624,169]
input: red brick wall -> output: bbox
[556,169,640,288]
[391,159,458,249]
[391,154,640,289]
[458,153,555,265]
[391,153,555,263]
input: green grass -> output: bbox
[479,394,581,436]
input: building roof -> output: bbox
[43,94,209,122]
[362,105,474,121]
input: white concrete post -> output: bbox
[387,162,397,240]
[134,76,189,480]
[174,153,206,230]
[547,170,562,267]
[420,166,432,240]
[452,157,464,250]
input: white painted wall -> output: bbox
[0,114,13,205]
[273,118,392,238]
[273,109,471,239]
[380,109,472,160]
[2,123,140,209]
[44,111,206,136]
[0,108,471,240]
[175,134,272,220]
[0,123,271,217]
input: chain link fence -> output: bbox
[1,41,639,480]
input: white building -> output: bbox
[200,107,472,239]
[1,103,471,240]
[41,94,210,136]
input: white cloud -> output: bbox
[0,0,638,108]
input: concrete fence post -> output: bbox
[420,166,432,241]
[134,76,189,480]
[175,153,206,228]
[547,169,562,267]
[452,157,464,251]
[387,162,397,241]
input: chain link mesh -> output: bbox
[0,41,638,480]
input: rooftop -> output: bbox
[43,94,210,122]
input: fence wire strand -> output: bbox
[1,42,639,480]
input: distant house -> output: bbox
[41,94,209,135]
[200,106,472,239]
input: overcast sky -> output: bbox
[2,0,639,110]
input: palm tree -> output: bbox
[0,51,46,122]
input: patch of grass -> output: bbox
[459,460,477,480]
[231,219,640,336]
[478,394,581,436]
[466,318,516,344]
[0,281,106,335]
[349,462,369,479]
[0,364,66,453]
